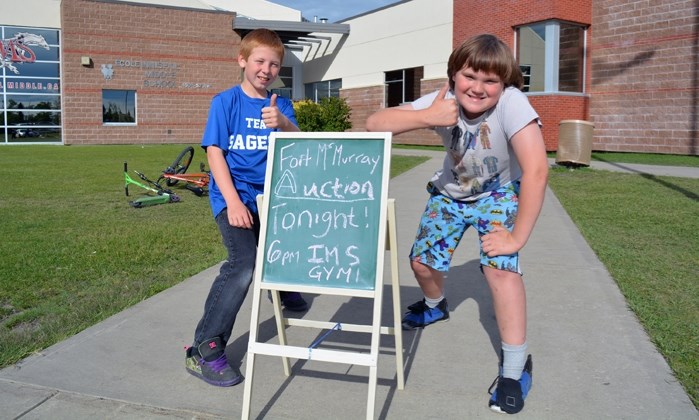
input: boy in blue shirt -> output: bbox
[367,34,548,414]
[185,28,307,387]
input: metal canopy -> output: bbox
[233,16,349,45]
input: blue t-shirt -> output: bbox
[201,85,297,218]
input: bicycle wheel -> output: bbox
[165,146,194,186]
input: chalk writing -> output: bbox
[261,136,388,290]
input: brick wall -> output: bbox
[393,78,444,146]
[589,0,697,154]
[530,95,590,151]
[453,0,593,151]
[342,79,443,146]
[341,85,383,133]
[61,0,240,145]
[454,0,592,43]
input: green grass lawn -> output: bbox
[0,144,428,368]
[0,144,696,408]
[0,145,226,365]
[395,144,699,167]
[587,151,699,167]
[547,166,698,408]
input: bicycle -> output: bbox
[123,161,180,208]
[156,146,210,197]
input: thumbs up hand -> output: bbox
[425,83,459,127]
[262,94,286,129]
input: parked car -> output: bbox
[15,129,40,138]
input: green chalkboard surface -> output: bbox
[259,133,391,291]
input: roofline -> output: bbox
[92,0,232,14]
[234,17,349,34]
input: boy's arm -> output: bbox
[482,121,549,256]
[207,146,255,229]
[366,83,458,134]
[261,94,299,132]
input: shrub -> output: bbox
[293,100,323,132]
[293,97,352,132]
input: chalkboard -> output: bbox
[259,132,391,291]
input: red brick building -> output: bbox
[60,0,240,145]
[451,0,697,154]
[589,0,697,154]
[2,0,696,154]
[1,0,346,146]
[343,0,697,155]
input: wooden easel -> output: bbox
[241,197,404,419]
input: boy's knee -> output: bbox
[410,259,433,277]
[483,265,521,283]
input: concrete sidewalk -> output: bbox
[1,153,697,419]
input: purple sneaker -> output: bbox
[279,291,308,312]
[185,337,242,387]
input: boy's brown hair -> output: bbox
[447,34,524,89]
[239,28,285,62]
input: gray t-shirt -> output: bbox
[411,86,539,201]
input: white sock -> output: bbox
[424,295,444,308]
[502,341,528,380]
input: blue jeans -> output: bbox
[193,208,260,347]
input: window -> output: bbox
[305,79,341,103]
[385,67,423,107]
[102,90,136,124]
[516,21,586,93]
[519,65,532,92]
[270,66,293,99]
[1,26,62,143]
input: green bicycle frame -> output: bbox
[123,162,179,207]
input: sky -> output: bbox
[267,0,400,23]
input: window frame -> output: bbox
[305,78,342,103]
[384,67,423,107]
[515,20,587,94]
[519,65,532,92]
[1,25,62,144]
[270,66,293,100]
[102,89,137,125]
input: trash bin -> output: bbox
[555,120,594,166]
